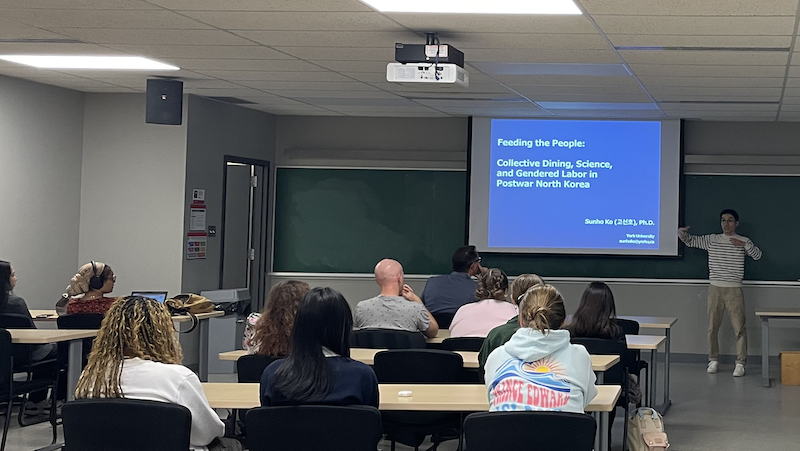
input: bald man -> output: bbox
[354,259,439,338]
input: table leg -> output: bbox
[762,317,770,387]
[199,318,210,382]
[649,349,658,408]
[596,371,604,384]
[66,339,83,401]
[658,329,672,414]
[593,412,601,451]
[598,411,609,451]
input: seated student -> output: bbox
[566,282,623,340]
[260,287,379,407]
[449,268,517,338]
[64,261,118,315]
[75,296,240,451]
[421,245,485,325]
[477,274,544,370]
[243,280,310,356]
[354,259,438,339]
[484,284,597,413]
[0,260,58,414]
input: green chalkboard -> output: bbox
[273,171,800,281]
[273,168,467,274]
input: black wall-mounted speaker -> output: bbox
[146,79,183,125]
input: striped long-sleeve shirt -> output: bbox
[680,232,762,287]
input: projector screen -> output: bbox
[469,118,681,256]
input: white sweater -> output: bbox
[119,358,225,451]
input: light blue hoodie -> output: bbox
[484,328,597,413]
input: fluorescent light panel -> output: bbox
[360,0,581,14]
[0,55,179,70]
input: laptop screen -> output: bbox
[131,291,168,303]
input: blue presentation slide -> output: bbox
[488,119,662,250]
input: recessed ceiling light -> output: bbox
[0,55,179,70]
[360,0,581,14]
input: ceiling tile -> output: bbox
[489,74,641,86]
[0,42,120,54]
[104,44,294,59]
[579,0,799,16]
[442,33,611,50]
[236,30,423,47]
[263,90,400,99]
[530,93,653,102]
[594,16,796,36]
[48,28,255,45]
[235,80,379,91]
[608,35,792,48]
[0,0,158,10]
[465,48,620,64]
[313,60,390,72]
[169,58,323,71]
[619,50,789,66]
[180,11,404,31]
[659,103,779,111]
[629,64,787,77]
[0,9,212,29]
[0,18,70,39]
[639,76,784,88]
[647,87,783,97]
[384,14,598,34]
[274,46,393,62]
[146,0,372,12]
[194,70,351,82]
[508,84,648,96]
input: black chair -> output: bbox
[232,354,280,441]
[62,398,191,451]
[0,314,59,426]
[464,411,596,451]
[373,349,464,451]
[440,337,485,352]
[57,314,104,368]
[0,329,57,451]
[350,329,427,349]
[237,354,280,383]
[616,319,647,402]
[571,337,630,450]
[431,312,455,329]
[246,405,382,451]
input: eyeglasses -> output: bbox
[473,256,482,264]
[111,275,117,282]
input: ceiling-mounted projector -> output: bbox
[387,32,469,87]
[386,62,469,87]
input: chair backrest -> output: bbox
[431,311,455,329]
[237,354,280,383]
[464,411,596,451]
[0,313,35,329]
[62,398,192,451]
[246,405,382,451]
[440,337,485,352]
[57,313,105,330]
[617,318,640,335]
[0,329,13,394]
[350,329,427,349]
[570,337,628,385]
[373,349,463,383]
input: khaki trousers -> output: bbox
[708,285,747,365]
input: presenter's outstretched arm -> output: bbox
[678,225,711,250]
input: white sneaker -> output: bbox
[707,361,718,373]
[733,364,745,377]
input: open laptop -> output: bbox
[131,291,169,303]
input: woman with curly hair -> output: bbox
[242,280,310,356]
[449,268,517,338]
[75,296,241,451]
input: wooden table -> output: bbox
[29,309,225,382]
[218,349,620,373]
[756,310,800,387]
[202,382,620,451]
[8,329,97,401]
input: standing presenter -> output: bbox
[678,209,762,377]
